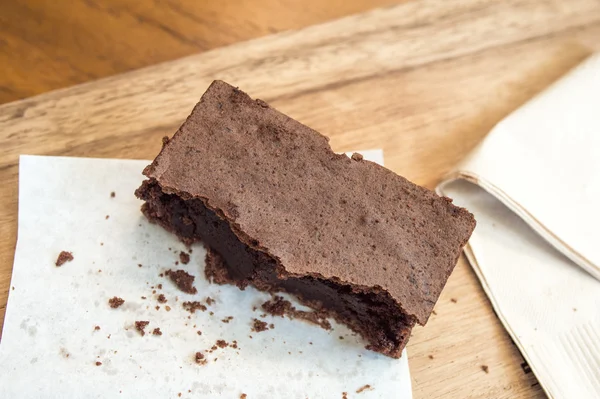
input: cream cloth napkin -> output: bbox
[438,54,600,399]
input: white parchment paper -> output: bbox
[0,152,411,399]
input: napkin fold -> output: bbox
[438,54,600,399]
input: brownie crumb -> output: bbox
[95,361,102,366]
[351,152,364,161]
[182,301,207,313]
[216,339,228,348]
[339,336,344,340]
[450,298,457,303]
[105,215,110,220]
[428,355,434,360]
[356,384,372,393]
[251,319,269,332]
[94,326,101,331]
[204,248,231,285]
[155,306,160,311]
[55,251,74,267]
[269,323,274,329]
[141,296,147,300]
[110,191,116,198]
[165,306,172,312]
[152,328,162,336]
[138,264,142,268]
[262,296,331,330]
[432,310,438,315]
[240,394,247,399]
[179,251,190,265]
[481,365,489,374]
[157,294,167,303]
[197,331,202,335]
[222,316,234,323]
[195,352,207,365]
[108,297,125,308]
[135,321,150,336]
[342,392,348,399]
[205,297,215,305]
[165,269,197,294]
[157,284,163,289]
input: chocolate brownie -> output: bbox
[135,80,475,358]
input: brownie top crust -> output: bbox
[143,80,475,324]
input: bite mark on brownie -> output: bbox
[262,296,331,330]
[55,251,73,266]
[135,321,150,336]
[108,297,125,308]
[165,269,197,294]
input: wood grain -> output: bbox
[0,0,398,104]
[1,0,600,397]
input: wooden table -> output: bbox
[2,0,600,397]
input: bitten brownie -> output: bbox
[135,80,475,358]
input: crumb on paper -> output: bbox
[105,215,110,220]
[432,310,437,315]
[339,336,344,340]
[197,331,202,336]
[165,306,172,312]
[342,392,348,399]
[95,361,102,366]
[141,296,147,300]
[135,321,150,336]
[450,298,457,303]
[205,297,215,306]
[110,191,115,198]
[481,365,489,374]
[216,340,228,348]
[356,384,373,393]
[183,301,207,313]
[240,394,247,399]
[152,328,162,336]
[108,297,125,308]
[158,294,167,303]
[94,326,101,331]
[138,263,142,268]
[222,316,234,323]
[251,319,268,332]
[59,347,70,358]
[165,269,197,294]
[55,251,73,266]
[155,306,160,311]
[157,284,163,289]
[179,251,190,264]
[428,355,434,360]
[195,352,207,366]
[262,295,331,330]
